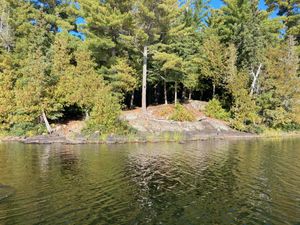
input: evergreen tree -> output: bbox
[226,45,260,131]
[266,0,300,43]
[198,32,230,97]
[258,37,300,128]
[78,0,134,65]
[152,0,201,103]
[0,52,14,130]
[14,46,59,134]
[210,0,282,93]
[108,57,138,98]
[12,14,59,134]
[153,52,184,104]
[0,0,14,51]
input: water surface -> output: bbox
[0,138,299,225]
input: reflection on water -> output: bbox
[0,139,299,225]
[0,184,15,202]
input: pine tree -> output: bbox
[71,47,122,132]
[0,0,14,51]
[152,0,200,104]
[108,57,138,96]
[257,37,300,128]
[14,46,60,134]
[12,15,61,134]
[153,52,184,104]
[78,0,134,65]
[198,32,227,97]
[31,0,79,32]
[132,0,163,111]
[266,0,300,43]
[0,52,14,130]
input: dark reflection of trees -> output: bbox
[38,144,81,176]
[57,146,80,175]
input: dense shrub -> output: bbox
[281,122,300,132]
[205,98,230,121]
[9,122,46,136]
[85,91,127,134]
[169,104,196,122]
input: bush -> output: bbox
[281,122,300,132]
[169,104,196,122]
[230,120,264,134]
[205,98,230,121]
[9,122,46,136]
[85,91,129,134]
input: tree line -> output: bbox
[0,0,299,135]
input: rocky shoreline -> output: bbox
[1,130,300,145]
[1,101,299,145]
[0,131,256,145]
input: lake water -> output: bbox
[0,138,299,225]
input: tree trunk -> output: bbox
[111,47,116,57]
[164,80,168,105]
[42,110,52,134]
[154,85,158,105]
[189,90,192,100]
[85,110,90,121]
[212,83,216,98]
[142,46,148,113]
[174,81,178,104]
[199,89,204,100]
[250,63,262,96]
[130,91,135,109]
[182,86,186,102]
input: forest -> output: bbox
[0,0,299,136]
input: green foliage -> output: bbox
[265,0,300,42]
[85,91,124,134]
[9,122,46,137]
[257,37,300,128]
[163,132,172,142]
[0,54,15,130]
[210,0,282,70]
[227,69,261,132]
[197,32,228,96]
[107,57,138,94]
[0,0,299,136]
[205,99,230,121]
[281,123,300,132]
[173,132,184,142]
[169,104,196,122]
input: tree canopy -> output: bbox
[0,0,299,135]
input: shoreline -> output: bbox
[1,131,299,145]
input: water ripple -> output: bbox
[0,139,299,225]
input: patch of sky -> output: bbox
[210,0,278,18]
[31,0,279,40]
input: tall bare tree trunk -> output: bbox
[164,80,168,105]
[111,47,116,57]
[182,86,186,102]
[85,110,90,121]
[174,81,178,104]
[250,63,262,96]
[189,90,192,100]
[154,85,158,105]
[212,83,216,98]
[42,110,52,134]
[130,91,135,109]
[142,46,148,113]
